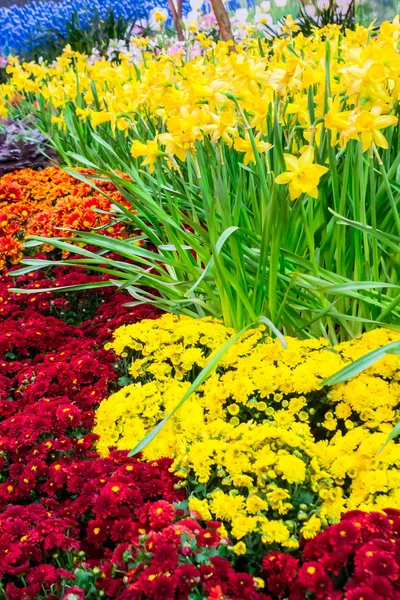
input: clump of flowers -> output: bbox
[3,23,399,162]
[95,505,269,600]
[0,261,274,599]
[94,315,400,554]
[0,261,160,507]
[262,509,400,599]
[0,117,57,177]
[0,166,131,270]
[0,262,183,597]
[0,503,78,597]
[0,453,187,598]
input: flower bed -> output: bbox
[263,509,400,599]
[93,315,400,559]
[0,167,132,270]
[0,0,191,56]
[3,268,400,598]
[2,12,400,600]
[0,262,280,599]
[4,21,400,340]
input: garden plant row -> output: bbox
[1,10,400,600]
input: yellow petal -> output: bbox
[308,186,319,199]
[275,172,294,184]
[360,131,373,152]
[298,146,314,168]
[313,165,329,177]
[375,115,398,129]
[288,182,301,201]
[373,130,389,149]
[130,140,148,158]
[283,154,299,172]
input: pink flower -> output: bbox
[198,12,217,30]
[168,42,186,56]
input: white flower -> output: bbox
[149,7,168,30]
[88,47,102,66]
[185,10,200,23]
[235,8,249,23]
[316,0,330,9]
[109,39,126,51]
[261,0,271,11]
[275,0,287,7]
[189,0,204,9]
[303,4,317,17]
[336,0,351,10]
[255,12,273,26]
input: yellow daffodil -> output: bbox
[234,134,271,165]
[157,133,187,162]
[131,37,148,49]
[75,107,91,122]
[51,114,66,131]
[324,98,354,147]
[89,111,117,130]
[282,15,300,35]
[275,146,329,200]
[130,139,165,173]
[154,11,167,24]
[116,117,130,133]
[354,104,398,152]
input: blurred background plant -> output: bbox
[295,0,355,34]
[23,8,143,63]
[355,0,400,27]
[0,0,359,67]
[0,0,190,58]
[0,117,56,176]
[1,0,396,69]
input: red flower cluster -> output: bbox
[97,508,270,600]
[0,261,174,596]
[0,454,186,598]
[262,509,400,599]
[0,503,78,589]
[0,265,159,499]
[0,261,269,600]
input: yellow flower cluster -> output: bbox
[1,19,400,167]
[95,315,400,550]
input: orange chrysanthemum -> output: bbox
[0,167,132,270]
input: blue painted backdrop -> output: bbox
[0,0,196,55]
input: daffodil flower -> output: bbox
[158,132,187,162]
[234,134,271,166]
[89,110,117,131]
[281,15,300,35]
[354,105,398,152]
[275,146,328,200]
[130,139,165,173]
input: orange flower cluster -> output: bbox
[0,167,130,270]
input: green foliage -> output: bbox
[295,0,355,35]
[12,96,400,344]
[7,35,400,345]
